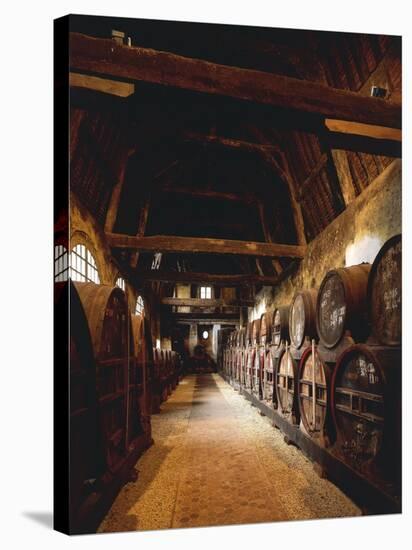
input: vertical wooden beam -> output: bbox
[249,126,307,246]
[104,147,135,233]
[278,153,307,245]
[330,150,356,206]
[257,201,283,275]
[130,195,151,268]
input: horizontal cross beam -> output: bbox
[161,297,255,307]
[135,271,282,286]
[70,32,401,129]
[171,312,239,322]
[106,233,306,259]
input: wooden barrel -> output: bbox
[272,305,290,348]
[57,281,102,530]
[275,346,300,423]
[252,318,261,345]
[368,235,401,346]
[252,347,264,398]
[316,263,371,348]
[298,346,334,446]
[237,327,246,348]
[245,322,253,345]
[331,344,401,480]
[263,349,275,403]
[74,282,135,476]
[239,346,246,387]
[289,289,318,348]
[259,312,273,345]
[131,315,150,420]
[245,347,256,390]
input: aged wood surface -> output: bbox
[172,312,239,322]
[107,233,307,258]
[160,186,257,204]
[69,72,135,97]
[70,33,401,129]
[135,270,284,286]
[182,132,281,154]
[297,153,329,200]
[161,297,255,307]
[104,148,135,233]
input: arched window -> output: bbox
[54,245,69,282]
[115,276,126,291]
[70,244,100,283]
[135,295,144,316]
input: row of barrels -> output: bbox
[222,235,401,486]
[56,280,182,533]
[153,347,182,407]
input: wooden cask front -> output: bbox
[316,263,371,349]
[272,305,290,348]
[252,318,261,345]
[298,346,334,446]
[289,289,318,349]
[331,344,401,482]
[61,281,103,531]
[275,346,300,424]
[368,234,401,346]
[259,311,273,345]
[74,282,133,476]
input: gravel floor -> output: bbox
[98,374,360,533]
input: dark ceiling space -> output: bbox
[68,16,400,289]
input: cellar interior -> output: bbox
[54,15,402,534]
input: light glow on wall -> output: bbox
[345,235,382,267]
[156,339,161,350]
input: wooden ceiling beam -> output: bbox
[182,132,282,154]
[160,186,257,204]
[171,312,239,322]
[106,233,306,258]
[70,32,401,129]
[161,297,255,307]
[325,131,401,157]
[135,271,282,286]
[175,320,237,326]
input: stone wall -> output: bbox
[250,159,401,320]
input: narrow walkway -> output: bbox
[98,374,360,532]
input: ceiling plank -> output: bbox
[70,32,401,129]
[107,233,306,258]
